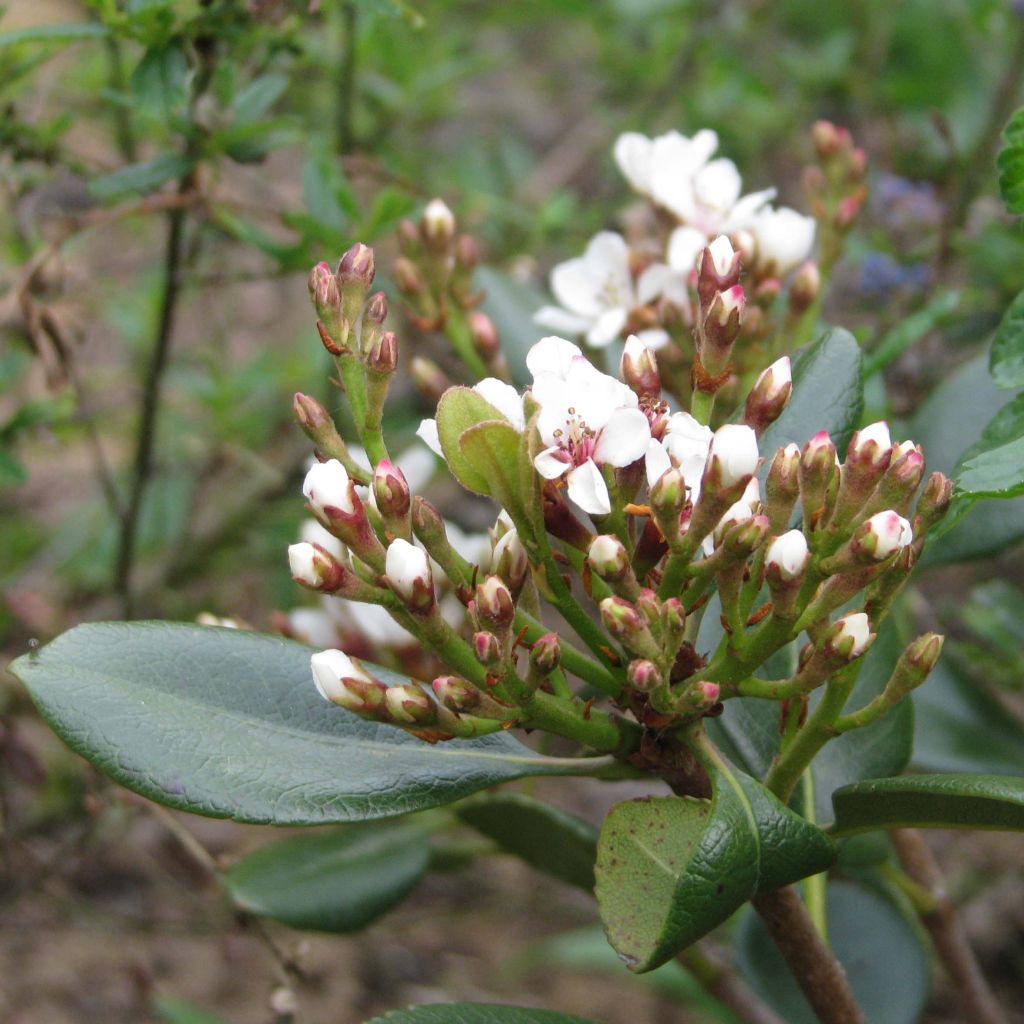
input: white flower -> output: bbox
[832,613,872,658]
[303,459,354,517]
[850,421,892,458]
[534,231,670,349]
[385,538,433,600]
[288,542,321,586]
[417,377,524,457]
[615,129,720,204]
[422,198,455,244]
[645,412,714,496]
[299,519,346,561]
[531,354,651,516]
[708,424,760,487]
[863,510,914,558]
[708,235,737,276]
[288,608,340,649]
[310,648,369,703]
[323,595,414,647]
[766,530,809,580]
[750,207,816,277]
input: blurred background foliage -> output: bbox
[2,1,1024,1022]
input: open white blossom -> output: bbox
[645,412,714,496]
[530,340,651,515]
[535,231,670,349]
[749,206,817,277]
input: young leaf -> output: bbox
[9,623,607,826]
[89,154,196,202]
[0,23,109,47]
[225,823,430,932]
[131,41,191,118]
[990,289,1024,389]
[737,881,929,1024]
[998,106,1024,215]
[365,1005,601,1023]
[459,420,530,529]
[831,774,1024,835]
[435,387,514,495]
[456,793,598,891]
[594,767,835,972]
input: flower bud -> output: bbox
[303,459,356,517]
[385,538,434,612]
[288,542,346,592]
[812,120,844,160]
[600,595,645,640]
[491,527,528,596]
[468,310,500,359]
[662,597,686,644]
[706,424,759,490]
[474,630,502,666]
[421,198,456,249]
[411,356,452,403]
[393,256,425,296]
[800,431,838,530]
[903,632,944,678]
[627,659,662,692]
[697,236,741,310]
[310,649,372,704]
[367,330,398,375]
[397,218,420,255]
[634,588,661,627]
[372,460,411,535]
[834,194,864,232]
[852,510,913,561]
[744,357,792,435]
[915,472,953,532]
[363,289,388,325]
[529,632,561,675]
[308,261,341,321]
[432,675,480,713]
[475,575,515,631]
[789,261,820,314]
[621,334,661,399]
[848,421,893,472]
[588,534,630,581]
[703,286,745,358]
[825,612,873,661]
[336,242,376,290]
[765,443,801,531]
[455,234,479,274]
[766,529,810,582]
[385,684,435,724]
[694,681,721,708]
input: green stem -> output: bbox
[763,662,861,803]
[444,305,490,379]
[514,611,621,695]
[690,388,716,425]
[802,769,829,942]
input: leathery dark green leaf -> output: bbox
[594,766,835,972]
[225,822,430,933]
[457,792,599,891]
[9,622,607,825]
[831,774,1024,835]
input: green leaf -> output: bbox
[9,622,605,825]
[998,106,1024,215]
[459,420,530,527]
[0,23,109,47]
[130,41,191,117]
[737,881,929,1024]
[231,72,290,125]
[864,289,959,378]
[990,289,1024,389]
[456,793,598,891]
[832,774,1024,835]
[594,766,835,972]
[955,433,1024,499]
[758,327,864,464]
[365,1006,600,1024]
[152,997,229,1024]
[911,355,1024,565]
[707,619,913,824]
[89,154,195,202]
[225,823,429,932]
[913,653,1024,776]
[434,387,514,495]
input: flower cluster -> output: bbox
[288,227,949,773]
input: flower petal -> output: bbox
[636,262,673,305]
[550,256,603,316]
[416,417,443,457]
[534,445,572,480]
[613,132,654,194]
[473,377,526,431]
[594,407,651,467]
[526,335,584,380]
[566,459,611,516]
[645,438,672,487]
[667,226,709,273]
[586,306,628,347]
[534,305,591,336]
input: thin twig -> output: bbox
[891,829,1009,1024]
[751,887,866,1024]
[678,945,787,1024]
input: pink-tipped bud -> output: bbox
[812,120,844,160]
[621,334,661,399]
[337,243,376,289]
[288,542,346,592]
[600,596,645,642]
[766,443,801,530]
[393,256,425,296]
[651,467,685,514]
[853,510,913,561]
[766,529,810,582]
[800,431,838,529]
[703,286,745,356]
[825,612,873,661]
[848,421,893,471]
[789,261,820,313]
[310,649,372,705]
[372,460,411,519]
[368,330,398,374]
[475,575,515,630]
[432,675,479,713]
[308,261,340,318]
[303,459,356,517]
[834,193,863,232]
[916,472,953,531]
[363,290,388,325]
[627,659,662,692]
[385,538,434,612]
[662,597,686,638]
[491,527,528,595]
[293,392,337,446]
[694,681,721,708]
[707,424,760,490]
[468,310,500,358]
[744,357,792,434]
[530,632,561,674]
[473,631,502,667]
[697,236,741,308]
[421,198,456,248]
[384,684,434,724]
[588,534,630,582]
[723,512,770,558]
[455,234,480,274]
[634,588,661,627]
